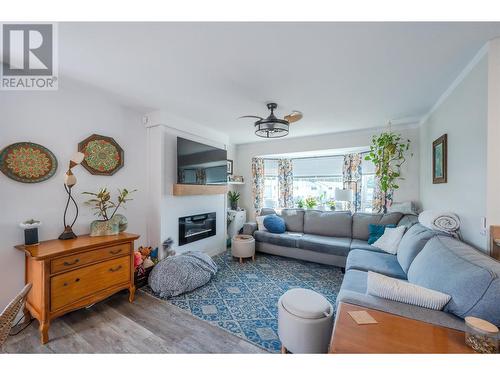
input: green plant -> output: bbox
[305,196,317,209]
[327,200,336,210]
[228,191,240,209]
[296,198,305,209]
[364,131,412,212]
[83,187,136,220]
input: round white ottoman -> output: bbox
[231,234,255,263]
[278,288,334,353]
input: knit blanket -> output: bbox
[418,210,460,235]
[148,251,218,299]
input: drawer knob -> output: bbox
[109,265,122,272]
[109,249,122,255]
[75,278,80,282]
[63,259,80,266]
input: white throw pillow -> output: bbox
[367,271,451,310]
[256,216,268,231]
[372,225,406,254]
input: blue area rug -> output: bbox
[143,250,343,353]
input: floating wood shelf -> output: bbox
[173,184,228,196]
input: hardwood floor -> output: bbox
[1,290,266,354]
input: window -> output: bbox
[263,159,279,208]
[360,153,376,212]
[293,156,343,208]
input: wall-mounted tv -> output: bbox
[177,137,228,185]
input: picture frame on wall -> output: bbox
[432,134,447,184]
[227,159,233,175]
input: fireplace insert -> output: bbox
[178,212,216,245]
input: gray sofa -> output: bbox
[244,208,500,329]
[243,208,414,268]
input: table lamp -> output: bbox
[335,188,353,211]
[58,152,85,240]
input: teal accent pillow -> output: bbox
[263,214,286,234]
[368,224,396,244]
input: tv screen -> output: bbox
[177,137,228,185]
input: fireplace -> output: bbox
[178,212,216,245]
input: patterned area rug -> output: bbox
[142,250,343,353]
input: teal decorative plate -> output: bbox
[0,142,58,183]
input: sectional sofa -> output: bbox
[243,209,500,329]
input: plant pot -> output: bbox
[90,220,119,237]
[230,202,238,210]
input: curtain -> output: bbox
[251,157,265,216]
[278,159,294,208]
[372,174,393,213]
[343,153,362,212]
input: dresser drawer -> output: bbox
[50,256,130,312]
[50,244,130,274]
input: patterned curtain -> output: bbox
[278,159,294,208]
[251,157,265,216]
[343,153,362,212]
[372,174,393,213]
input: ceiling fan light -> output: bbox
[254,122,289,138]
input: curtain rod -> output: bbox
[261,151,369,161]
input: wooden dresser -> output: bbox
[15,233,140,344]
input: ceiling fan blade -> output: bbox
[238,115,264,120]
[284,111,303,123]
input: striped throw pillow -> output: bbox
[367,271,451,310]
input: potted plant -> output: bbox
[83,187,136,236]
[364,131,411,213]
[296,198,305,209]
[228,191,240,210]
[305,196,317,210]
[327,200,336,211]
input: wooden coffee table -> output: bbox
[329,302,475,353]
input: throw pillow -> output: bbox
[372,226,406,254]
[367,271,451,310]
[255,216,268,231]
[263,214,286,234]
[367,224,396,244]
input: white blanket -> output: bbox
[418,210,460,234]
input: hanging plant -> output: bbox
[364,131,412,213]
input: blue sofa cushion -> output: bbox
[367,224,396,244]
[350,239,385,253]
[346,249,407,279]
[303,210,352,237]
[408,236,500,325]
[352,212,403,240]
[397,224,439,273]
[253,231,299,248]
[297,235,351,257]
[263,214,286,234]
[280,209,305,232]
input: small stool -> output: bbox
[231,234,255,263]
[278,288,334,353]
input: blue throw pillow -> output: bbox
[368,224,396,244]
[263,214,286,234]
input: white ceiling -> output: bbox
[58,22,500,144]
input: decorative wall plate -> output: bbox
[78,134,124,175]
[0,142,58,183]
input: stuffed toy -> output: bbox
[138,246,152,261]
[134,251,143,269]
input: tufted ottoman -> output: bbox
[278,288,334,353]
[231,234,255,263]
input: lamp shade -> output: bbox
[335,188,353,202]
[64,172,77,187]
[71,152,85,164]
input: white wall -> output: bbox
[419,52,488,251]
[234,126,420,220]
[0,79,148,309]
[145,115,229,258]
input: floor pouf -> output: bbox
[231,234,255,263]
[278,288,334,353]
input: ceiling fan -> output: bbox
[239,103,303,138]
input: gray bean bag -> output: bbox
[148,251,218,298]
